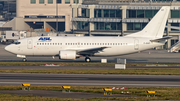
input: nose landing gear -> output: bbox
[22,58,27,62]
[85,57,91,62]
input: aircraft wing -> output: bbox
[77,47,109,56]
[150,36,172,42]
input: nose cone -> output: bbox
[5,45,11,53]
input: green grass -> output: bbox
[0,86,180,101]
[0,62,115,67]
[0,68,180,75]
[0,62,179,67]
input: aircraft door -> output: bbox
[134,39,139,50]
[27,39,33,49]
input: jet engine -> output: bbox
[59,50,76,60]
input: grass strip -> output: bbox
[0,68,180,75]
[0,86,180,101]
[0,62,179,67]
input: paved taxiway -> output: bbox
[0,90,134,98]
[0,73,180,87]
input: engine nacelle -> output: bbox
[59,50,76,60]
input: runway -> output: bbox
[0,73,180,87]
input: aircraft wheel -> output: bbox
[85,57,91,62]
[22,58,27,62]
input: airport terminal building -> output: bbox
[3,0,83,32]
[71,0,180,48]
[2,0,180,48]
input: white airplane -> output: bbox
[5,6,171,62]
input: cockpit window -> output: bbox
[13,41,21,45]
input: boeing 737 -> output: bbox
[5,6,171,62]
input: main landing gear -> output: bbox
[22,58,27,62]
[85,57,91,62]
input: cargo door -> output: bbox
[27,39,33,49]
[134,39,139,50]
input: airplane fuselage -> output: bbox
[5,36,165,57]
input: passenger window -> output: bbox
[37,43,39,45]
[81,43,83,45]
[55,43,57,45]
[42,43,44,45]
[40,43,41,45]
[47,43,49,45]
[84,43,86,45]
[92,43,94,45]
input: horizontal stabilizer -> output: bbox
[150,36,172,42]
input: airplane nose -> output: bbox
[5,45,10,52]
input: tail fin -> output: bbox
[126,6,170,38]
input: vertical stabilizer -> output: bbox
[126,6,170,38]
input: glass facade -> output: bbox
[127,23,147,30]
[81,9,89,17]
[48,0,53,4]
[74,0,79,3]
[57,0,61,3]
[31,0,36,4]
[171,10,180,18]
[171,39,179,46]
[94,9,122,18]
[77,21,89,30]
[65,0,70,3]
[39,0,44,4]
[94,22,122,30]
[127,10,158,18]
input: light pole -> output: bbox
[56,0,58,32]
[7,0,9,21]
